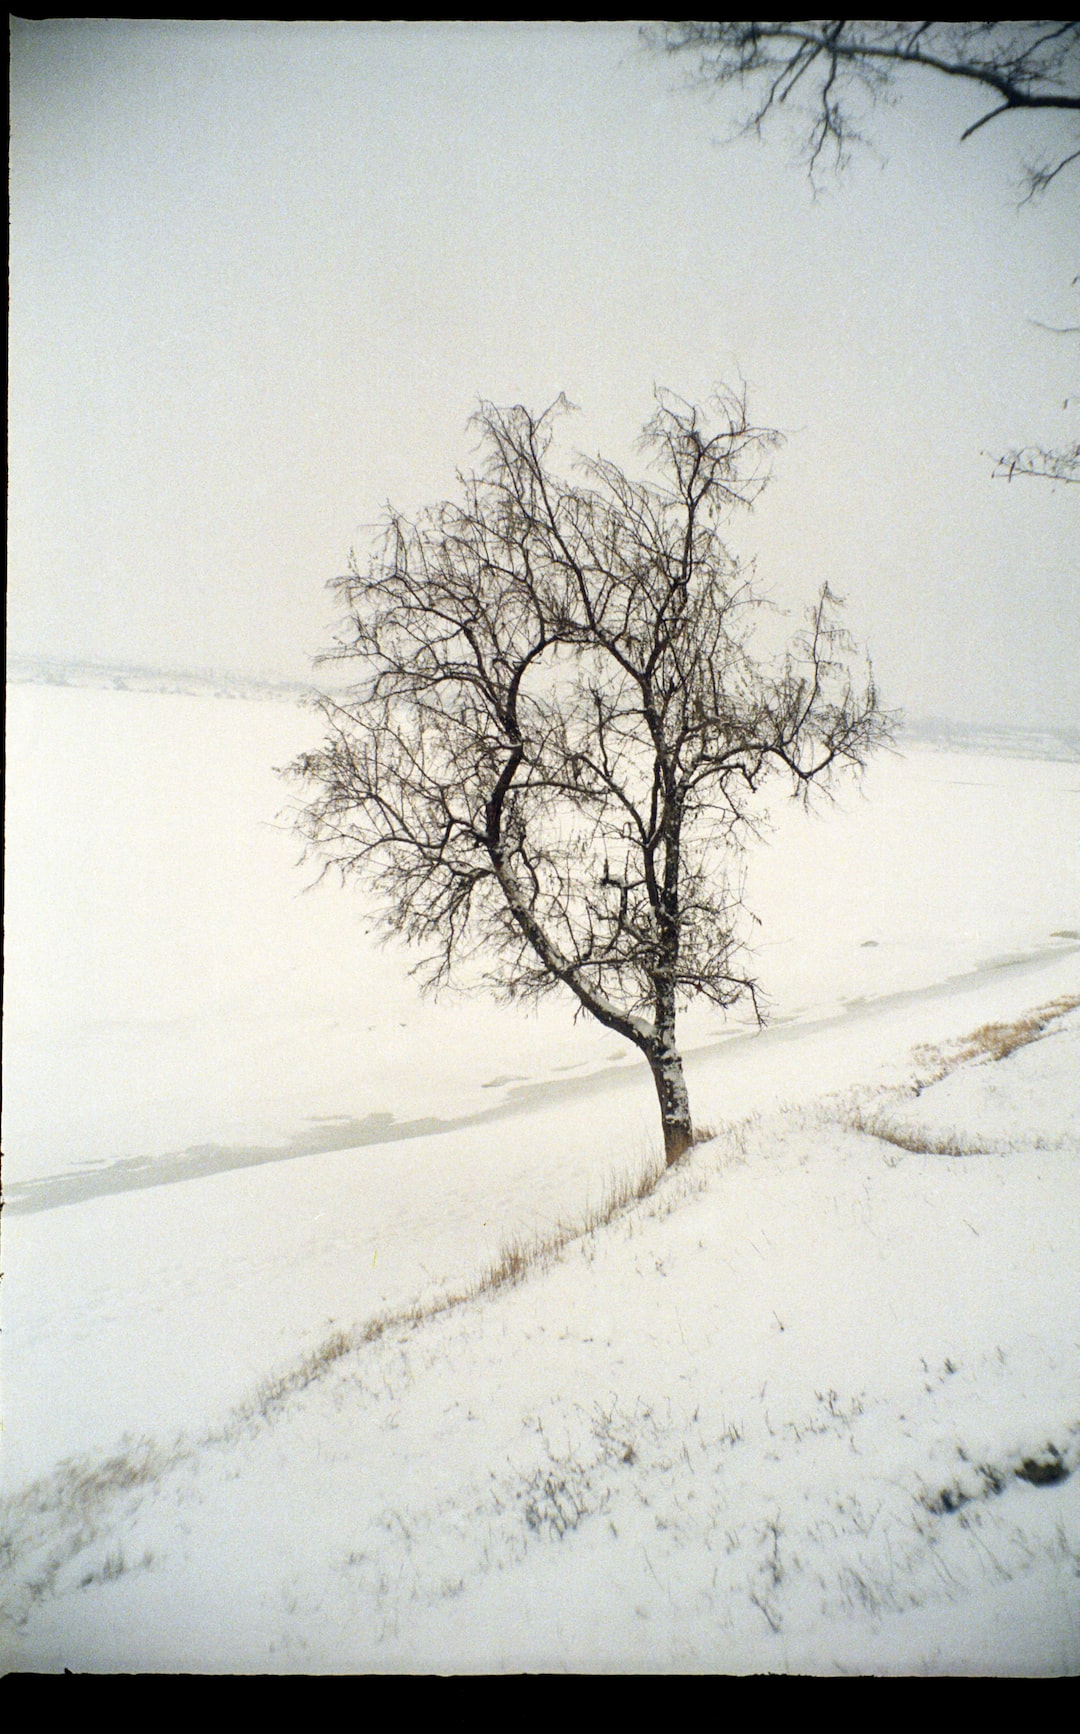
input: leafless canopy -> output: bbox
[657,21,1080,191]
[289,393,891,1160]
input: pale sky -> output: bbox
[9,19,1079,728]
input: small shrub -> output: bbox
[1016,1452,1069,1487]
[521,1464,598,1539]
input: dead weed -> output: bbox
[913,994,1080,1088]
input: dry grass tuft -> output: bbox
[478,1149,667,1296]
[246,1326,356,1418]
[0,1437,184,1624]
[231,1147,670,1430]
[913,994,1080,1087]
[846,1108,986,1158]
[51,1441,169,1508]
[839,993,1080,1161]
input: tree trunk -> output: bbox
[647,1040,693,1165]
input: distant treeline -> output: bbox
[7,655,322,703]
[902,715,1080,765]
[7,657,1079,763]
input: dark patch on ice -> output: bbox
[5,1112,448,1214]
[1051,929,1080,940]
[5,1061,651,1215]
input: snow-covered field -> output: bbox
[2,675,1078,1674]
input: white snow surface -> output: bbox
[2,679,1079,1674]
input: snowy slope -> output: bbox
[1,680,1078,1673]
[2,984,1077,1675]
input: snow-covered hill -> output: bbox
[2,681,1077,1672]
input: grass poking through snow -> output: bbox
[912,994,1080,1085]
[1,1141,674,1622]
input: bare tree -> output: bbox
[992,304,1079,485]
[288,393,891,1164]
[655,22,1080,191]
[993,438,1080,484]
[655,24,1080,489]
